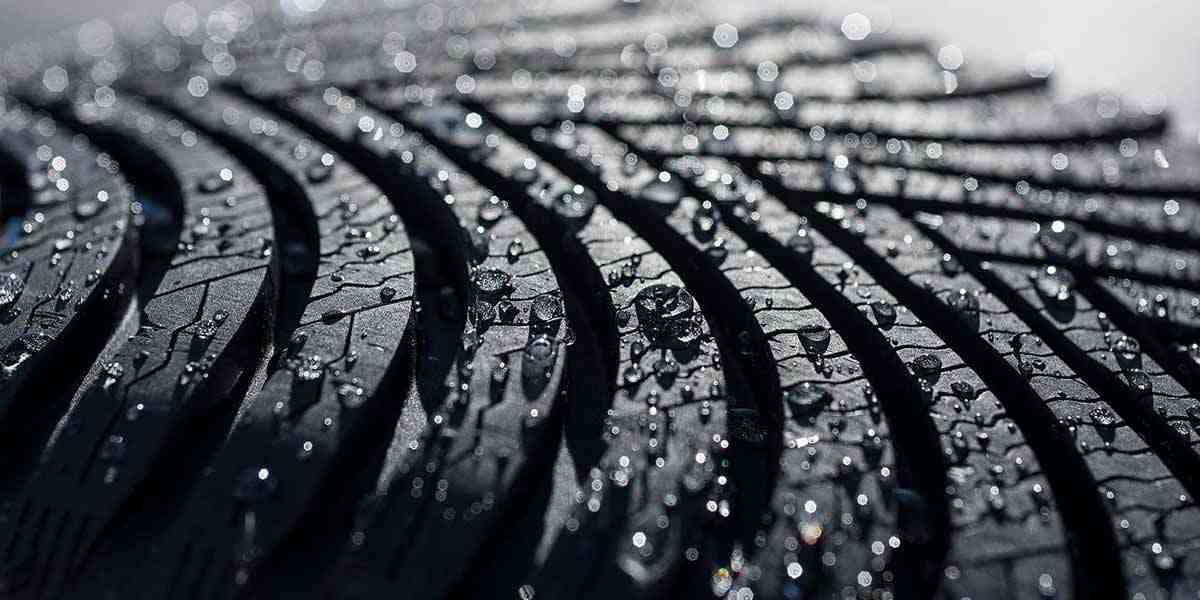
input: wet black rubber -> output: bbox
[0,2,1197,599]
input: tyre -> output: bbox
[0,2,1197,599]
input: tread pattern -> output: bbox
[84,86,420,599]
[0,99,135,460]
[393,96,734,598]
[0,93,272,598]
[659,153,1074,599]
[504,117,911,597]
[0,2,1196,599]
[269,86,571,600]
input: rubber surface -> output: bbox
[0,1,1197,599]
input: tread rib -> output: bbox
[0,93,273,598]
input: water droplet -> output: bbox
[691,201,719,242]
[1031,266,1075,306]
[653,355,679,383]
[0,273,24,311]
[195,312,225,340]
[911,353,943,382]
[944,289,980,331]
[337,380,366,408]
[473,269,512,297]
[633,284,700,350]
[787,230,815,262]
[796,323,831,355]
[1089,406,1118,427]
[623,364,644,385]
[869,300,896,329]
[1112,336,1141,370]
[322,308,348,324]
[477,200,504,226]
[1186,404,1200,433]
[784,383,833,424]
[950,381,976,403]
[553,188,596,226]
[73,197,103,220]
[295,354,324,381]
[1038,220,1084,260]
[56,282,76,305]
[531,294,563,323]
[1125,369,1152,394]
[178,358,212,387]
[506,239,524,261]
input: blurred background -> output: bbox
[1,0,1197,143]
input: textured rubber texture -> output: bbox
[0,2,1197,599]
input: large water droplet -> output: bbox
[1089,406,1118,428]
[784,382,833,425]
[1112,335,1141,370]
[473,268,512,297]
[796,323,831,355]
[911,353,943,382]
[1031,266,1075,307]
[633,284,700,350]
[531,294,564,323]
[869,299,896,329]
[944,289,980,331]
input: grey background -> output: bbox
[1,0,1197,143]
